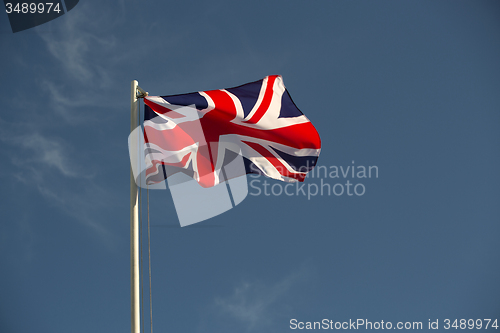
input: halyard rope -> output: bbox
[139,98,145,333]
[138,93,153,333]
[147,186,153,333]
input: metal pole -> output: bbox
[130,80,140,333]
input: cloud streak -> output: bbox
[206,265,312,332]
[38,3,117,86]
[0,120,115,240]
[35,183,113,239]
[36,2,126,124]
[15,132,81,178]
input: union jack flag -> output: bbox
[142,75,321,188]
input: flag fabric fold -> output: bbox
[143,75,321,188]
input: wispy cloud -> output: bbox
[35,183,114,240]
[15,132,82,178]
[41,80,117,124]
[204,265,313,332]
[0,120,115,240]
[36,2,126,123]
[38,3,117,86]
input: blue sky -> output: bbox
[1,1,500,332]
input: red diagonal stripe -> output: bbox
[244,75,278,124]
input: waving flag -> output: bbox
[143,75,321,188]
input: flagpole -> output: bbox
[130,80,140,333]
[131,80,148,333]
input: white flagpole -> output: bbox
[130,80,141,333]
[131,80,148,333]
